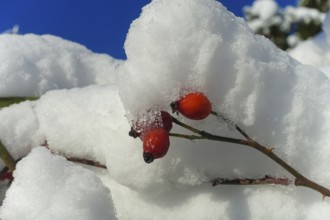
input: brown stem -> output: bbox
[171,117,330,197]
[211,175,292,186]
[41,143,107,169]
[66,157,107,169]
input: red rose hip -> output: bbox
[172,92,212,120]
[142,128,170,163]
[160,111,173,132]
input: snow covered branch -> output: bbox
[170,114,330,198]
[211,175,292,186]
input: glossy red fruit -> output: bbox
[142,128,170,163]
[173,92,212,120]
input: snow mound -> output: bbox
[34,85,143,176]
[0,34,121,97]
[0,101,42,169]
[0,147,117,220]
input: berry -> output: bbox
[160,111,173,132]
[142,128,170,163]
[172,92,212,120]
[129,110,172,139]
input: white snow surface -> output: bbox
[0,0,330,219]
[0,147,117,220]
[0,34,120,97]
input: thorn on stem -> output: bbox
[322,194,326,201]
[266,147,275,153]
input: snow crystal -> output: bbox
[1,25,19,35]
[0,147,117,220]
[0,34,120,96]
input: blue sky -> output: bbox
[0,0,296,59]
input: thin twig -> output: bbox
[66,157,107,169]
[41,143,107,169]
[210,111,251,140]
[171,116,330,197]
[211,175,292,186]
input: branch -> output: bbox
[210,111,251,140]
[41,143,107,169]
[211,175,292,186]
[65,157,107,169]
[171,116,330,198]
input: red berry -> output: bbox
[142,128,170,163]
[173,92,212,120]
[129,110,172,139]
[160,111,173,132]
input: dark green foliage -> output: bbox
[300,0,330,12]
[0,97,38,109]
[296,0,330,40]
[244,0,330,50]
[261,25,290,50]
[296,20,323,40]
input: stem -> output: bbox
[66,157,107,169]
[41,143,107,169]
[169,133,203,140]
[0,140,16,171]
[210,111,251,140]
[171,117,247,144]
[171,117,330,197]
[211,175,292,186]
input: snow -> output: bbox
[247,0,278,21]
[285,6,326,24]
[1,25,19,35]
[0,34,120,97]
[0,0,330,219]
[244,0,326,48]
[0,147,116,220]
[244,0,287,34]
[289,12,330,69]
